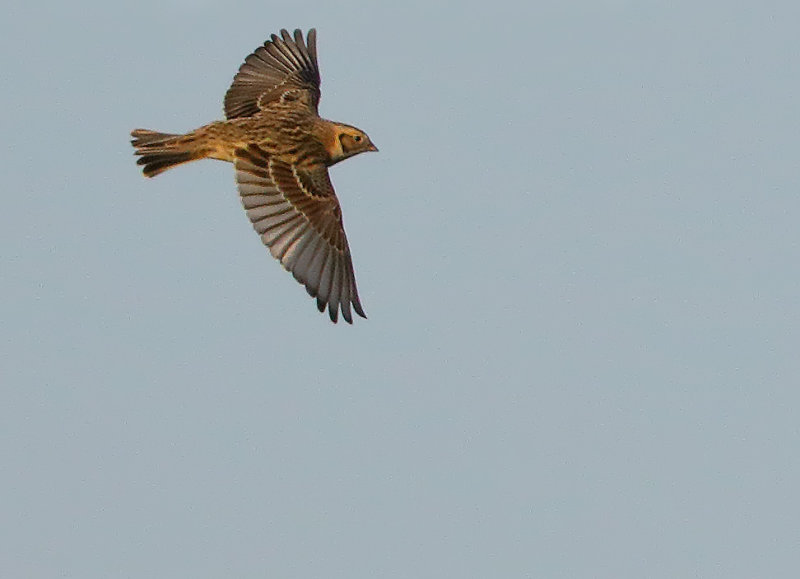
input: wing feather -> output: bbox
[233,145,366,323]
[224,29,321,119]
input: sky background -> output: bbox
[2,1,799,577]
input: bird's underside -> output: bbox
[131,28,377,324]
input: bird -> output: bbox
[131,28,377,324]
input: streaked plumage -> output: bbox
[131,29,376,323]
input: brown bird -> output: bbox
[131,28,377,323]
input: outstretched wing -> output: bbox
[224,28,321,119]
[234,145,366,323]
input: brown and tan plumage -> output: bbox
[131,29,377,323]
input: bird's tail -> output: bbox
[131,129,210,177]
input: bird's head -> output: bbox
[327,124,378,165]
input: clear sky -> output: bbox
[2,1,799,577]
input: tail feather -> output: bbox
[131,129,181,147]
[131,129,206,177]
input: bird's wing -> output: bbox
[224,29,321,119]
[234,144,366,323]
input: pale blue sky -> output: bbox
[2,1,800,577]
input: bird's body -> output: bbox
[131,29,376,323]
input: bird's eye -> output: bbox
[354,135,362,142]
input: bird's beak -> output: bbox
[368,143,379,152]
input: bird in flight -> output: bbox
[131,29,377,323]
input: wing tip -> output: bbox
[313,293,367,324]
[354,301,367,319]
[328,304,339,324]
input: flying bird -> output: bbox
[131,29,377,323]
